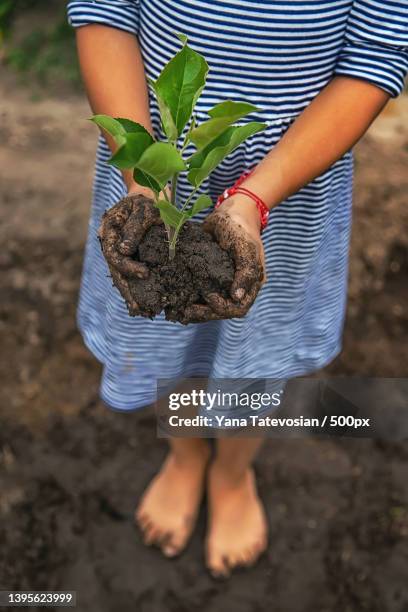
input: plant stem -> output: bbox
[165,224,176,259]
[180,185,200,212]
[171,173,178,205]
[168,241,176,260]
[169,225,181,256]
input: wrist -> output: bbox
[221,195,262,232]
[241,164,284,211]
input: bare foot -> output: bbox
[135,442,210,557]
[206,464,268,577]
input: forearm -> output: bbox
[245,77,390,209]
[76,24,152,191]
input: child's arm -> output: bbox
[243,76,389,209]
[196,77,390,318]
[243,0,408,210]
[76,24,152,195]
[195,0,408,319]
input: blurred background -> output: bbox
[0,2,408,611]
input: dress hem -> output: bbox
[79,327,344,413]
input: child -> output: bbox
[67,0,407,577]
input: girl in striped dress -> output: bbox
[68,0,408,576]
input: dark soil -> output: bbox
[1,72,408,612]
[130,222,234,322]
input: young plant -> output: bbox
[91,33,266,259]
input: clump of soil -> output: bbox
[127,221,235,322]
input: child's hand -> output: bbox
[98,194,162,315]
[181,195,265,323]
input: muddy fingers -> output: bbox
[202,207,264,316]
[118,195,162,256]
[108,267,141,316]
[178,303,224,324]
[204,283,261,318]
[99,194,263,323]
[99,194,161,280]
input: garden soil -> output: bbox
[1,73,408,612]
[109,211,234,322]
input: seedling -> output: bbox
[91,33,266,259]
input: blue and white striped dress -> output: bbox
[67,0,408,411]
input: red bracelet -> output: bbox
[215,169,269,232]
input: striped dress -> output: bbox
[67,0,408,411]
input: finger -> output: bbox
[178,303,222,324]
[204,283,260,318]
[227,236,263,301]
[203,213,263,300]
[101,196,133,230]
[202,211,231,250]
[99,195,159,277]
[103,223,149,279]
[118,210,146,256]
[231,244,264,302]
[118,197,162,257]
[109,268,141,316]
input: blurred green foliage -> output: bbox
[0,0,80,87]
[0,0,18,34]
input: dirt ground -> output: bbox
[1,72,408,612]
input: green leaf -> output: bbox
[148,76,178,142]
[187,122,266,187]
[133,168,161,194]
[115,117,152,135]
[108,132,153,170]
[90,115,126,146]
[155,200,186,228]
[189,194,213,217]
[135,142,186,190]
[181,115,197,148]
[208,100,259,119]
[149,37,209,140]
[175,32,188,45]
[190,101,260,150]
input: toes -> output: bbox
[143,523,165,546]
[135,510,156,540]
[161,542,180,558]
[243,546,260,567]
[135,509,149,530]
[160,532,179,558]
[225,550,254,570]
[236,549,254,567]
[225,554,240,571]
[159,532,179,557]
[210,565,230,579]
[207,537,268,577]
[136,512,188,557]
[142,524,156,545]
[207,548,230,579]
[161,529,188,558]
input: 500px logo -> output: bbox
[168,389,283,411]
